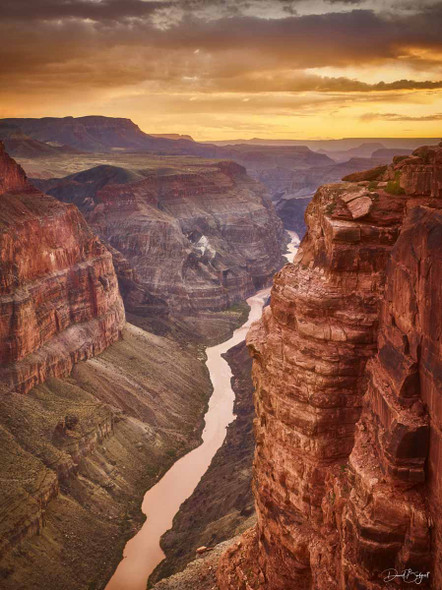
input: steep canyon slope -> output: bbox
[217,144,442,589]
[0,145,216,589]
[34,157,285,316]
[0,142,125,394]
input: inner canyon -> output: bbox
[0,115,441,590]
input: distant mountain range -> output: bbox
[208,136,439,150]
[4,115,440,238]
[0,116,218,156]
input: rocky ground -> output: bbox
[0,323,215,590]
[152,537,241,590]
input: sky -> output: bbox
[1,0,442,140]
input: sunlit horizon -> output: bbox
[1,0,441,141]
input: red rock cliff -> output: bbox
[217,144,442,589]
[0,143,125,394]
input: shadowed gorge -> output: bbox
[149,340,256,587]
[31,155,285,316]
[0,145,222,589]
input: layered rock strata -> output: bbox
[218,144,442,589]
[0,143,125,394]
[0,323,213,590]
[36,160,285,314]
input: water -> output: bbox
[285,230,300,261]
[105,232,299,590]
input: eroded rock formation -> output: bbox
[217,144,442,589]
[0,144,217,589]
[36,160,285,315]
[0,142,125,394]
[0,323,213,590]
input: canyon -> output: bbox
[0,142,215,589]
[0,141,280,589]
[1,124,442,590]
[217,143,442,589]
[5,117,437,243]
[32,156,285,316]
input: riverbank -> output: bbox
[148,230,300,588]
[149,340,256,586]
[104,231,299,590]
[0,324,213,590]
[105,289,270,590]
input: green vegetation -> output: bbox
[385,170,405,195]
[325,200,337,215]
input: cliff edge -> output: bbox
[0,141,125,393]
[217,144,442,589]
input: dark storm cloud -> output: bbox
[2,3,442,65]
[141,8,442,69]
[0,0,168,22]
[0,1,441,101]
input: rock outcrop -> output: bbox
[217,144,442,589]
[0,142,125,394]
[35,159,285,315]
[0,143,257,589]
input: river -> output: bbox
[105,231,299,590]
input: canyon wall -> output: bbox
[0,323,213,590]
[0,144,217,589]
[36,159,285,315]
[218,144,442,589]
[0,142,125,394]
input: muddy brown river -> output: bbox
[106,233,299,590]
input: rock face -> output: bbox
[243,153,421,237]
[0,145,217,589]
[217,144,442,589]
[0,122,79,159]
[0,142,125,394]
[36,160,285,315]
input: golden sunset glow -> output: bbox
[1,0,442,139]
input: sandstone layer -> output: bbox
[35,158,285,314]
[218,144,442,589]
[0,143,125,394]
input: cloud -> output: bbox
[360,112,442,121]
[201,72,442,93]
[1,4,442,81]
[0,0,169,22]
[325,0,363,4]
[1,0,441,136]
